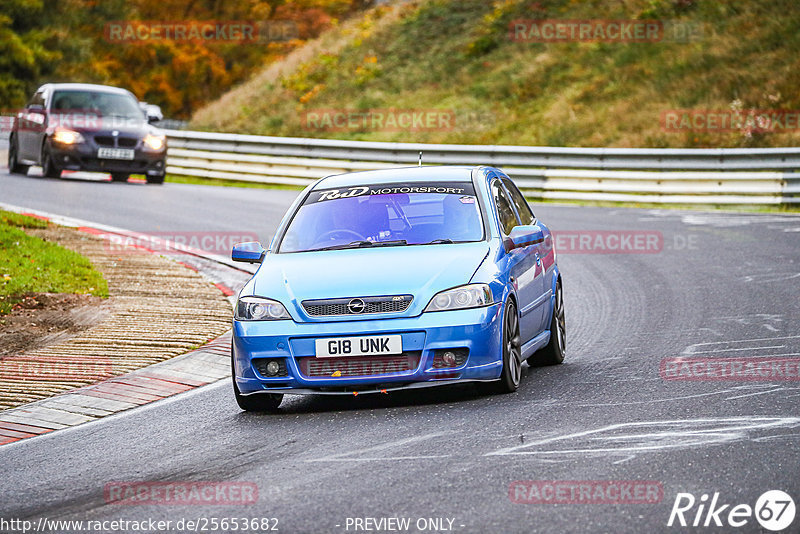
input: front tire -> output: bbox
[8,138,30,175]
[110,173,129,182]
[41,145,60,178]
[496,299,522,393]
[231,348,283,412]
[146,173,165,185]
[528,279,565,366]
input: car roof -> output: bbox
[315,166,480,189]
[39,83,134,96]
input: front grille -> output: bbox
[94,135,138,148]
[94,136,116,147]
[117,137,137,148]
[298,352,421,378]
[303,295,413,317]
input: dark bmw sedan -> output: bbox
[8,83,167,184]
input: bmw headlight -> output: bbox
[143,133,166,151]
[235,296,291,321]
[424,284,493,312]
[52,127,84,145]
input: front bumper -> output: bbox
[50,141,166,176]
[233,304,504,395]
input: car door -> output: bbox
[492,178,539,345]
[501,177,548,335]
[18,90,47,161]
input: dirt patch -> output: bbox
[0,292,112,358]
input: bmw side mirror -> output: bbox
[142,103,163,124]
[503,225,544,253]
[232,242,266,263]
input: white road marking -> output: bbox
[485,417,800,457]
[743,272,800,283]
[305,432,451,463]
[724,387,800,401]
[576,387,768,407]
[687,345,786,354]
[682,335,800,356]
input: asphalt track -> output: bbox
[1,169,799,533]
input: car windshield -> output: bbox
[50,90,144,119]
[279,181,484,253]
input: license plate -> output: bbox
[315,335,402,358]
[97,147,134,160]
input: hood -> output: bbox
[251,242,490,321]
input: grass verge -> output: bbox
[0,210,109,315]
[165,174,306,191]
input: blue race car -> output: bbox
[230,166,564,411]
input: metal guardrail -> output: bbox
[4,122,796,204]
[165,130,800,204]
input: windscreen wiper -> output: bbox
[424,239,454,244]
[315,239,407,251]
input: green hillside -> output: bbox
[190,0,800,148]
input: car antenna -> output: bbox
[419,151,423,167]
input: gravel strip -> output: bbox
[0,225,233,410]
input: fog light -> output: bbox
[432,348,468,369]
[266,360,281,376]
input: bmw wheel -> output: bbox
[41,145,60,178]
[8,137,29,175]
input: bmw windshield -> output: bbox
[51,90,144,120]
[279,181,485,253]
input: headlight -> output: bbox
[143,133,165,150]
[424,284,493,312]
[235,296,291,321]
[52,127,84,145]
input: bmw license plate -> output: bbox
[315,335,402,358]
[97,147,135,160]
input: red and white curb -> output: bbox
[0,202,251,446]
[0,333,232,444]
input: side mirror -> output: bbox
[147,108,163,124]
[503,225,544,253]
[25,105,46,125]
[142,103,163,124]
[232,242,266,263]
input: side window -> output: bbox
[28,92,44,108]
[492,181,519,235]
[503,178,535,225]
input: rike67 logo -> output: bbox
[668,490,796,531]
